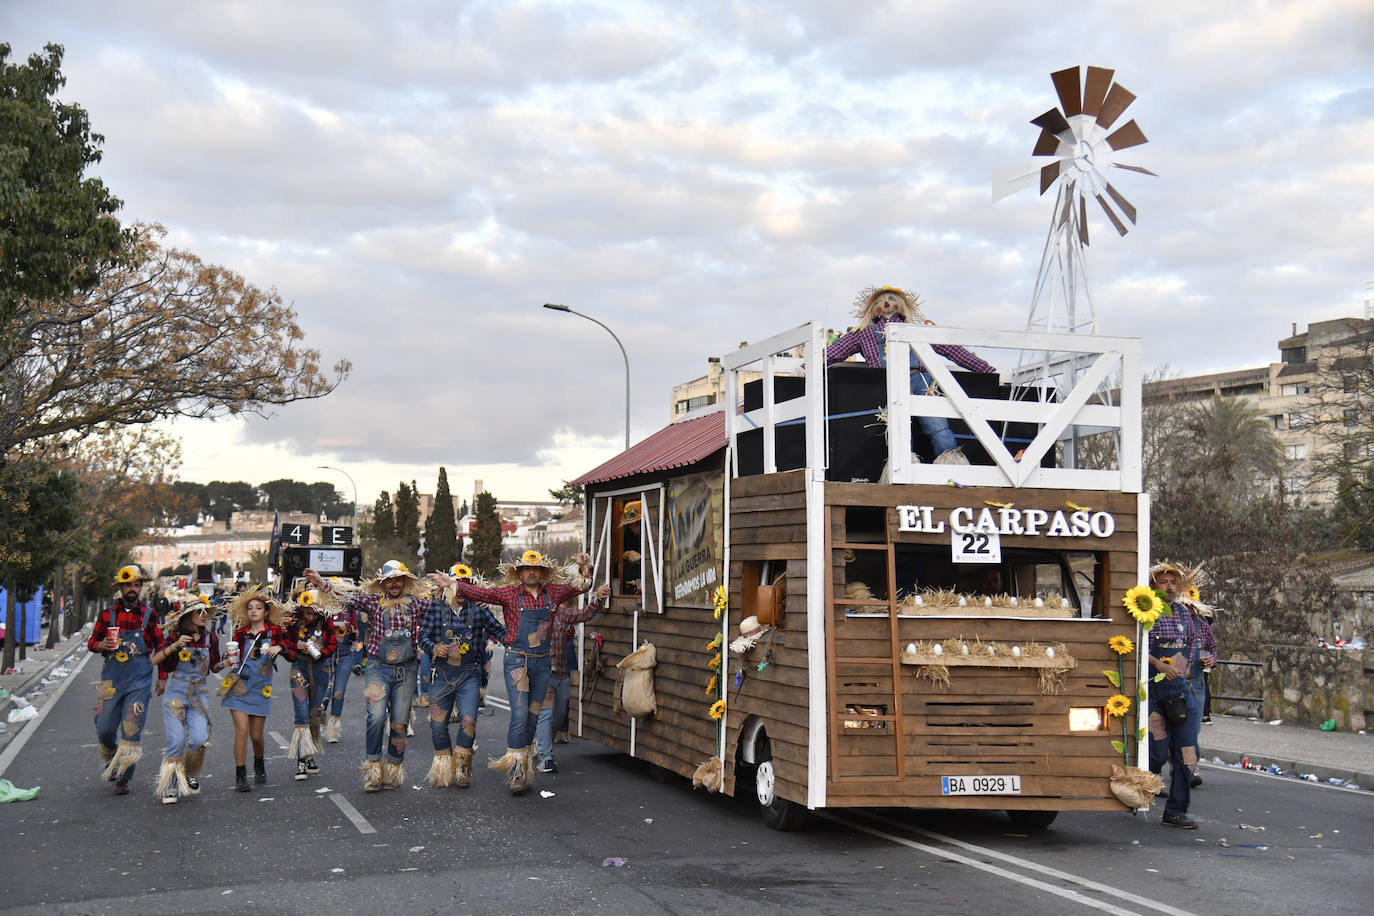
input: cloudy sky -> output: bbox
[6,1,1372,507]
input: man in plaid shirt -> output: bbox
[306,560,441,792]
[439,550,606,794]
[1146,562,1208,829]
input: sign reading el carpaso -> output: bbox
[896,504,1116,539]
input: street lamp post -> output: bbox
[543,303,630,451]
[317,465,358,528]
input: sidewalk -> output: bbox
[1198,713,1374,790]
[0,627,93,753]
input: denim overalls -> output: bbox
[222,632,275,717]
[364,612,419,764]
[328,615,359,718]
[503,603,554,750]
[428,604,484,753]
[290,624,332,736]
[94,605,155,778]
[1148,605,1203,817]
[163,637,212,759]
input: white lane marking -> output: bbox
[331,793,377,834]
[819,812,1199,916]
[268,730,289,750]
[0,650,95,780]
[485,696,511,712]
[851,810,1200,916]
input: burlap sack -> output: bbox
[617,643,657,718]
[1110,764,1165,808]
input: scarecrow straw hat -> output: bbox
[164,590,215,631]
[226,586,287,630]
[853,285,926,327]
[620,500,643,527]
[364,560,428,597]
[113,565,147,587]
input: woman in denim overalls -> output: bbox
[285,590,337,780]
[420,568,506,788]
[153,597,223,803]
[89,566,164,792]
[221,588,292,792]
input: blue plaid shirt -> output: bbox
[417,599,506,661]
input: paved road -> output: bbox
[2,648,1370,916]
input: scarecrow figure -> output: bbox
[152,592,224,803]
[825,285,997,465]
[285,587,339,780]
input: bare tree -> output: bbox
[1305,319,1374,545]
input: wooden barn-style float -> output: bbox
[569,322,1150,829]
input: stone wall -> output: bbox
[1262,645,1372,730]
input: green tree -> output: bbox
[204,480,258,520]
[0,461,85,670]
[0,43,127,342]
[372,491,395,540]
[394,480,420,555]
[468,491,503,577]
[423,467,461,573]
[549,480,584,508]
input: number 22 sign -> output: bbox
[952,529,1000,563]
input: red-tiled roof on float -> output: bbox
[570,410,726,486]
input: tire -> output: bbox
[1006,809,1058,830]
[753,736,807,831]
[647,762,672,783]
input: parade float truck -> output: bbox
[569,321,1150,829]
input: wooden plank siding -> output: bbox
[575,456,733,782]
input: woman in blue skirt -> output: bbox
[220,587,295,793]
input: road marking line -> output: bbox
[819,811,1198,916]
[331,793,377,834]
[852,809,1200,916]
[0,650,94,780]
[268,730,289,750]
[485,696,511,712]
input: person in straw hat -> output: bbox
[435,550,607,794]
[88,565,166,795]
[221,586,295,792]
[151,591,225,803]
[304,560,444,792]
[824,284,997,465]
[322,602,362,745]
[1145,560,1208,829]
[285,586,339,781]
[417,563,507,788]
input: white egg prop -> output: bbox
[905,642,917,655]
[1011,645,1022,657]
[932,643,943,656]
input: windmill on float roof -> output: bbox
[993,65,1155,337]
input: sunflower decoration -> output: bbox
[706,633,722,651]
[114,650,130,663]
[297,591,315,608]
[450,563,473,579]
[178,648,192,662]
[458,642,471,656]
[1122,585,1165,629]
[708,652,722,671]
[1108,635,1134,656]
[705,675,718,695]
[261,685,273,698]
[522,550,543,566]
[221,676,235,690]
[712,585,727,621]
[1105,694,1131,718]
[1185,585,1200,602]
[708,699,726,720]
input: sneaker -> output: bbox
[186,776,201,794]
[1202,716,1212,724]
[1162,813,1199,829]
[295,760,309,780]
[537,758,558,774]
[162,788,179,805]
[113,780,130,796]
[305,756,321,775]
[1190,774,1203,788]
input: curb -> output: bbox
[0,630,91,718]
[1199,744,1374,791]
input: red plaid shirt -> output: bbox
[156,629,223,677]
[452,580,590,652]
[89,603,163,656]
[336,592,437,660]
[286,614,339,660]
[549,597,606,678]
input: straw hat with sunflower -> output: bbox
[497,549,590,589]
[164,590,216,633]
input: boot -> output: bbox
[253,756,267,784]
[184,746,206,794]
[324,715,342,744]
[361,759,382,793]
[453,747,473,789]
[488,746,526,795]
[235,765,251,793]
[426,749,454,788]
[381,760,405,790]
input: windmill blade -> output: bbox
[1096,83,1136,129]
[991,162,1043,201]
[1104,182,1137,224]
[1032,127,1061,156]
[1031,107,1072,138]
[1081,67,1114,117]
[1110,162,1158,177]
[1095,194,1129,236]
[1057,190,1073,230]
[1105,119,1148,151]
[1051,66,1083,117]
[1039,160,1062,195]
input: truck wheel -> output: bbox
[753,737,806,831]
[1006,809,1058,830]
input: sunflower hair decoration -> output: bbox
[298,591,315,607]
